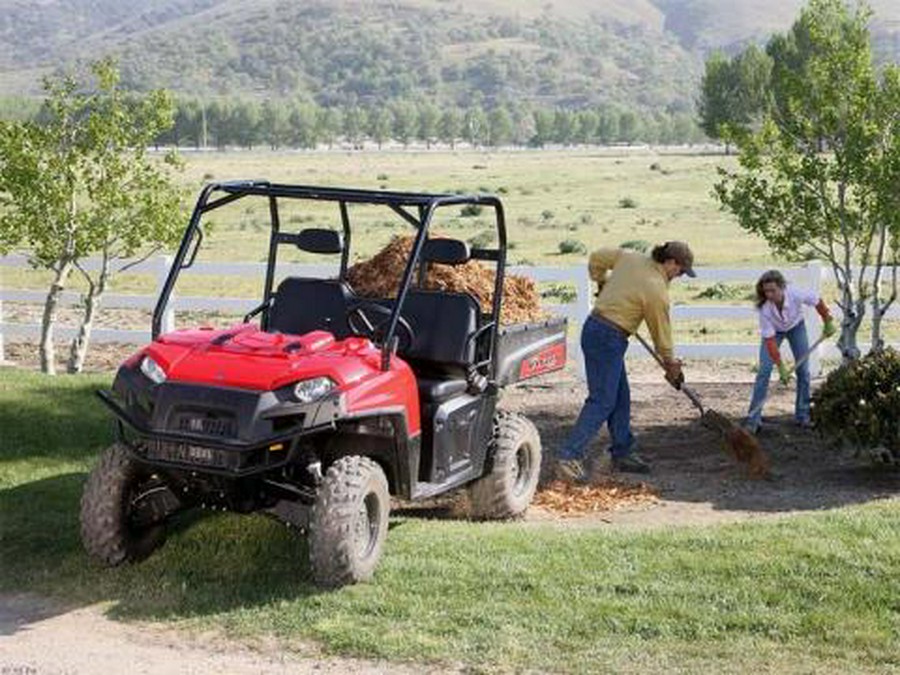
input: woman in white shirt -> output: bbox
[746,270,836,433]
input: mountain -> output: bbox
[0,0,897,111]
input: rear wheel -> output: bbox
[309,455,390,588]
[80,443,175,565]
[468,412,542,520]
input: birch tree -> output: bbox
[0,58,183,374]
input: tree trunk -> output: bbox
[40,260,74,375]
[66,288,104,373]
[871,305,886,353]
[67,259,110,374]
[838,295,865,362]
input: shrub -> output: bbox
[460,204,483,217]
[558,239,587,255]
[619,239,650,253]
[467,230,493,248]
[694,282,753,301]
[541,283,577,303]
[541,209,555,221]
[377,173,389,181]
[619,197,638,209]
[811,348,900,463]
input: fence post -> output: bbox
[571,266,591,379]
[806,260,824,377]
[157,255,175,334]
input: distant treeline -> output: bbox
[157,99,707,149]
[1,96,707,148]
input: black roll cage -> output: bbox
[152,180,508,378]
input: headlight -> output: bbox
[292,376,335,403]
[140,356,167,384]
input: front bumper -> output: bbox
[98,376,343,476]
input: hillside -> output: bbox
[0,0,898,109]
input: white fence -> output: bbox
[2,255,898,375]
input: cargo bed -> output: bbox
[495,316,568,386]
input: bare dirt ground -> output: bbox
[3,345,899,674]
[395,359,900,528]
[0,593,455,675]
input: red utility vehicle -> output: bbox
[80,183,566,586]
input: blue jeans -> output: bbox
[747,321,811,428]
[558,316,635,460]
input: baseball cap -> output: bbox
[664,241,696,277]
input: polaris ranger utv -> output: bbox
[81,182,567,587]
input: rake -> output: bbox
[633,332,771,479]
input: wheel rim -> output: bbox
[512,443,532,497]
[126,475,167,531]
[353,491,381,560]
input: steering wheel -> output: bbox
[346,301,416,352]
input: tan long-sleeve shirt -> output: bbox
[589,248,675,361]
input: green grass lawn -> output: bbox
[1,368,899,673]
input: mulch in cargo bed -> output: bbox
[347,235,545,324]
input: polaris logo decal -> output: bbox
[519,343,566,378]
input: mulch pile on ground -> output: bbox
[347,235,545,324]
[533,479,660,517]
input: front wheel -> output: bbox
[468,412,542,520]
[80,443,174,565]
[308,455,390,588]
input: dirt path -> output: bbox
[0,592,455,675]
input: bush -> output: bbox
[694,282,753,301]
[460,204,483,217]
[619,239,650,253]
[619,197,638,209]
[467,230,494,248]
[811,348,900,463]
[541,283,577,303]
[558,239,587,255]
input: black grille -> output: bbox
[173,411,236,438]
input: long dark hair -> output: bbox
[755,270,786,308]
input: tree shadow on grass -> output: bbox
[0,471,327,634]
[1,377,114,464]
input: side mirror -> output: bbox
[296,228,343,254]
[421,238,470,266]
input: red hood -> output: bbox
[140,325,386,391]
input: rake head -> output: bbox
[700,409,770,479]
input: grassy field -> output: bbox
[3,148,768,282]
[2,368,899,673]
[3,147,898,350]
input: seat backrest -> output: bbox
[267,278,353,338]
[399,290,479,375]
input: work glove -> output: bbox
[777,361,792,385]
[664,359,684,390]
[822,317,837,339]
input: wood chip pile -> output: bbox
[346,235,545,324]
[533,479,660,517]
